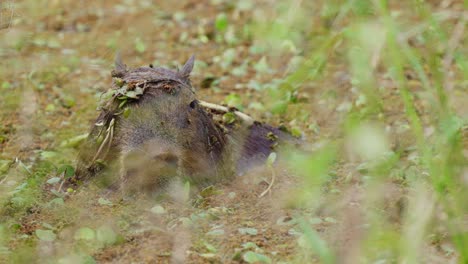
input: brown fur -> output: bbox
[68,56,294,194]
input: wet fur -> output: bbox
[69,57,293,193]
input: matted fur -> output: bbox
[68,56,293,193]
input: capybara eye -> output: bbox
[189,100,198,109]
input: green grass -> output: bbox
[261,1,467,262]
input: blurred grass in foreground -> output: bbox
[259,0,467,262]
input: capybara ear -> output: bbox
[179,55,195,78]
[112,52,127,77]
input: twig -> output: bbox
[91,118,115,163]
[0,159,14,185]
[259,166,276,198]
[16,157,32,175]
[198,100,254,125]
[0,174,9,185]
[57,172,65,192]
[103,118,114,156]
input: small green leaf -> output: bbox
[42,223,55,230]
[125,91,138,99]
[248,102,265,111]
[61,95,76,108]
[207,229,225,236]
[238,227,258,236]
[266,152,277,167]
[0,159,12,174]
[135,38,146,53]
[243,251,271,263]
[17,159,32,175]
[96,225,117,245]
[118,99,127,108]
[179,217,192,227]
[36,229,56,242]
[290,127,303,138]
[51,189,64,198]
[183,181,190,202]
[215,13,228,32]
[204,241,217,253]
[324,217,338,224]
[123,107,131,118]
[224,93,243,110]
[48,198,64,206]
[242,242,259,250]
[150,205,165,214]
[309,217,323,225]
[270,101,288,115]
[57,165,75,178]
[47,38,61,48]
[254,56,270,74]
[288,228,301,236]
[200,185,221,198]
[46,177,61,184]
[40,151,59,160]
[114,78,124,87]
[98,198,113,206]
[60,133,88,148]
[12,182,27,194]
[1,81,11,89]
[45,104,56,112]
[74,227,95,241]
[199,253,216,259]
[220,49,237,69]
[135,87,144,95]
[82,255,97,264]
[173,12,186,22]
[0,246,10,255]
[222,112,237,124]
